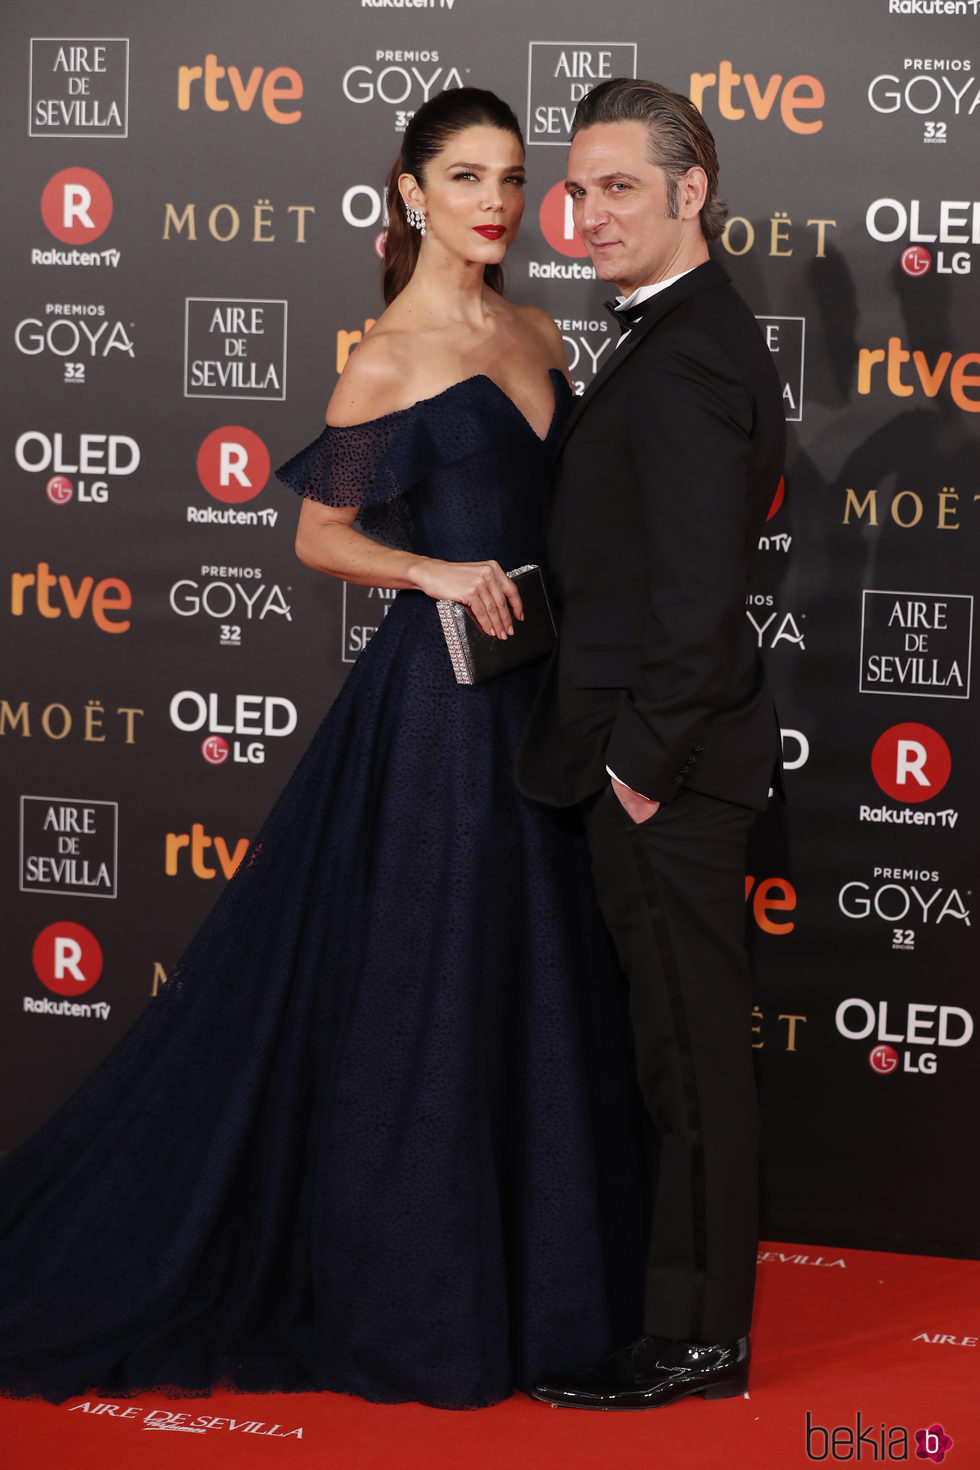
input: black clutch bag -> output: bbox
[436,564,557,685]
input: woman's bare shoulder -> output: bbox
[508,302,568,373]
[326,325,419,427]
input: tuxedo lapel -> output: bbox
[552,259,730,460]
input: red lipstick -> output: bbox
[474,225,506,239]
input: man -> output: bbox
[517,78,785,1409]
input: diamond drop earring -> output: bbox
[405,204,426,237]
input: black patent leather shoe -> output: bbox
[530,1334,749,1410]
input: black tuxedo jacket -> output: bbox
[517,259,786,811]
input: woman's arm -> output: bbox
[295,502,520,640]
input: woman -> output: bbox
[0,88,644,1410]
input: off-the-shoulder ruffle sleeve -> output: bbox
[276,412,430,549]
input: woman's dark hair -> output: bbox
[382,87,524,304]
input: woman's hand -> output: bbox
[411,558,524,639]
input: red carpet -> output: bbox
[2,1242,977,1469]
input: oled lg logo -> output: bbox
[190,427,277,528]
[866,197,978,277]
[35,168,119,268]
[526,43,638,145]
[169,690,298,766]
[26,921,111,1021]
[15,430,140,507]
[837,996,973,1078]
[861,723,958,830]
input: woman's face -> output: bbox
[406,124,526,267]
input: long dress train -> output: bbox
[0,371,646,1407]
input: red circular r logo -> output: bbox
[871,723,951,804]
[41,168,113,244]
[196,427,270,504]
[32,922,103,996]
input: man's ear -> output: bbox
[679,167,708,220]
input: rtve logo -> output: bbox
[41,167,113,244]
[165,824,250,879]
[871,723,951,804]
[196,427,270,504]
[10,562,132,633]
[858,337,980,412]
[689,62,824,134]
[177,55,303,124]
[745,875,797,935]
[32,921,103,996]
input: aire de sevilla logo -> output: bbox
[41,168,112,243]
[871,723,951,803]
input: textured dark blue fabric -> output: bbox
[0,372,646,1408]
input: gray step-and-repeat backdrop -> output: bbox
[4,0,977,1258]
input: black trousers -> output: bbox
[583,783,760,1345]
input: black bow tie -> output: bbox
[604,297,649,336]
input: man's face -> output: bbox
[566,120,695,293]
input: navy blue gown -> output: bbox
[0,371,645,1408]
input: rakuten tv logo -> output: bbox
[32,921,103,996]
[872,723,951,803]
[689,62,824,133]
[197,427,270,503]
[862,723,958,832]
[539,181,589,257]
[41,168,113,243]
